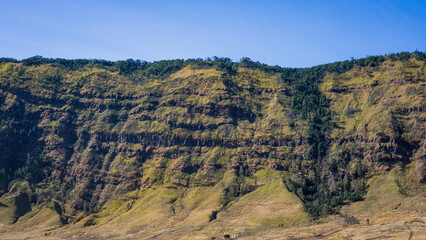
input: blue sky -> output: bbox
[0,0,425,67]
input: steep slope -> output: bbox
[0,53,424,239]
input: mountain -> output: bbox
[0,53,424,239]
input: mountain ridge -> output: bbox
[0,52,424,239]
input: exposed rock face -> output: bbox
[320,58,425,182]
[0,54,424,238]
[0,63,307,214]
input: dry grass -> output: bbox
[1,169,424,240]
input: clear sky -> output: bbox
[1,0,425,67]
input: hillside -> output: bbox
[0,53,425,239]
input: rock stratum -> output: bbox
[0,53,425,239]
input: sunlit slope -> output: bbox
[0,53,424,239]
[320,57,425,198]
[0,60,311,238]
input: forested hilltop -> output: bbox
[0,52,425,239]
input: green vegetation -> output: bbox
[275,51,425,218]
[0,51,424,237]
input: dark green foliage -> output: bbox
[22,55,94,69]
[220,166,254,207]
[213,57,236,75]
[14,154,43,183]
[116,59,145,75]
[190,56,237,75]
[13,192,31,222]
[0,97,44,194]
[17,56,185,78]
[3,51,425,76]
[238,57,284,73]
[0,169,10,195]
[279,55,387,218]
[142,59,184,77]
[0,58,18,64]
[209,210,218,221]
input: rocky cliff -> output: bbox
[0,53,424,239]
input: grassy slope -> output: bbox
[0,56,424,239]
[0,63,311,239]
